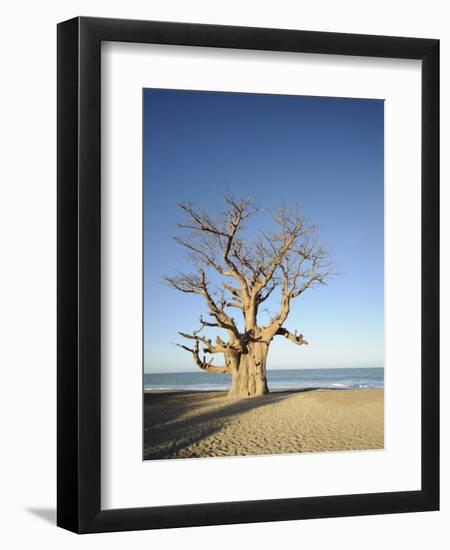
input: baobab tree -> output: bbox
[165,195,331,399]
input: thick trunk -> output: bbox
[227,342,269,399]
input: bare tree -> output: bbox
[165,194,331,399]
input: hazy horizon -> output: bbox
[145,365,384,375]
[143,89,384,374]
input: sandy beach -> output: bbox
[144,388,384,460]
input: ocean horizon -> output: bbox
[144,367,384,392]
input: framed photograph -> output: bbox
[57,17,439,533]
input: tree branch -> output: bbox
[178,330,240,355]
[165,270,241,338]
[255,279,277,305]
[168,195,332,357]
[275,327,309,346]
[176,197,259,298]
[175,339,231,375]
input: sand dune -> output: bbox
[144,388,384,459]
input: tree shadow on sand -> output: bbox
[143,389,317,460]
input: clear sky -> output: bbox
[143,89,384,373]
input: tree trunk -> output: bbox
[227,342,269,399]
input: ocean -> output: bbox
[144,367,384,392]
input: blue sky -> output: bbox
[143,89,384,373]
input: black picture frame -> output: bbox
[57,16,439,533]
